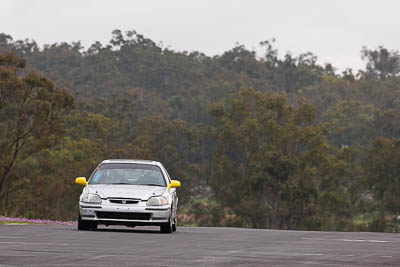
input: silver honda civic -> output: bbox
[75,159,181,233]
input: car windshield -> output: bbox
[89,163,166,187]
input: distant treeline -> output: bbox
[0,30,399,232]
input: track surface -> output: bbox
[0,224,399,266]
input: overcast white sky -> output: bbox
[1,0,400,71]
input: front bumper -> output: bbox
[79,200,171,225]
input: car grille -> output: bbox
[96,211,151,220]
[109,198,140,204]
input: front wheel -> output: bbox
[160,217,173,234]
[78,214,97,231]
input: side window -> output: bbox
[87,165,101,183]
[91,172,102,183]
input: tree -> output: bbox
[323,101,378,147]
[210,87,353,230]
[0,51,74,210]
[361,46,400,79]
[362,138,400,231]
[1,31,399,231]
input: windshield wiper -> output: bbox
[109,182,131,185]
[139,184,164,187]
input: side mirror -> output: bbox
[75,177,88,186]
[168,180,181,188]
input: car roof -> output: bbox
[100,159,162,166]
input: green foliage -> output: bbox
[361,46,400,79]
[1,31,400,231]
[0,51,74,213]
[210,88,354,230]
[323,101,378,147]
[178,196,237,227]
[361,138,400,231]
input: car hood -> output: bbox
[88,184,167,200]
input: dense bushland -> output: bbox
[0,31,399,232]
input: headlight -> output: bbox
[146,196,168,206]
[81,193,102,204]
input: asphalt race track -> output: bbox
[0,224,399,266]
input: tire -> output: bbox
[78,214,90,230]
[78,214,97,231]
[160,216,173,234]
[172,217,177,232]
